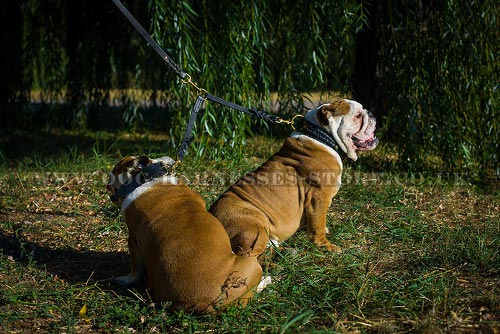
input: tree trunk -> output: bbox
[351,0,384,125]
[0,1,23,130]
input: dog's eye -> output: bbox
[355,113,362,119]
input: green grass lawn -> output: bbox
[0,131,499,333]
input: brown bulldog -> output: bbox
[209,99,378,257]
[107,156,270,312]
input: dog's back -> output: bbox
[123,181,263,311]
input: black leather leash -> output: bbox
[175,96,204,163]
[204,93,281,124]
[111,0,187,80]
[112,0,303,169]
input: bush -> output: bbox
[3,0,364,162]
[380,0,499,175]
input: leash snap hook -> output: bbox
[181,74,207,96]
[171,159,182,172]
[276,114,304,130]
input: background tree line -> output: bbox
[1,0,498,176]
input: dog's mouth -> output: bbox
[352,128,379,151]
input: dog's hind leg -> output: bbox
[231,225,271,257]
[218,256,265,308]
[115,236,145,287]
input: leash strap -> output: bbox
[112,0,290,127]
[112,0,303,167]
[205,93,280,123]
[205,93,253,116]
[176,96,205,162]
[111,0,187,79]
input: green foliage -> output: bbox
[4,0,497,171]
[6,0,363,162]
[146,0,364,162]
[380,0,499,174]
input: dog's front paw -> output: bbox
[324,242,342,253]
[311,237,342,253]
[114,274,140,288]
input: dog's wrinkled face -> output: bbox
[107,156,152,207]
[315,99,379,160]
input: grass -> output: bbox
[0,130,499,333]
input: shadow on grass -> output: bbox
[0,131,175,168]
[0,230,129,286]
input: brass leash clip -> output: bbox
[276,114,304,130]
[181,74,207,96]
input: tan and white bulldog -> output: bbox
[107,156,269,312]
[209,99,378,257]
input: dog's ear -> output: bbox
[114,156,152,174]
[317,100,351,125]
[135,156,152,168]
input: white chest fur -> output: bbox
[121,175,179,214]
